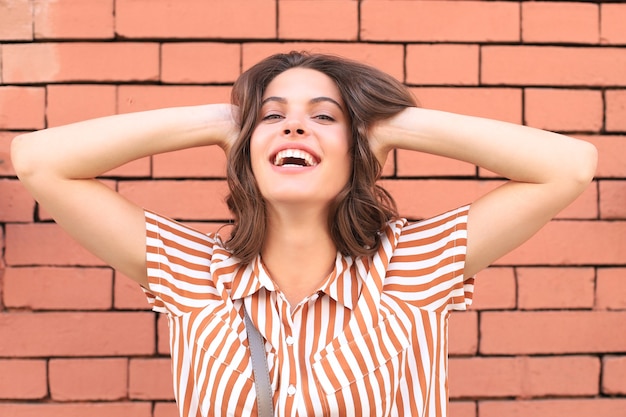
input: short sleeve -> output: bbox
[142,210,223,316]
[384,205,475,312]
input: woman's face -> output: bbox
[250,67,352,212]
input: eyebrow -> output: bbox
[261,96,345,111]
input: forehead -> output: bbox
[263,68,343,103]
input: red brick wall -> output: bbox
[1,1,625,416]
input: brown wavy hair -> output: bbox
[225,51,417,264]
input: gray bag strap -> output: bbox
[243,305,274,417]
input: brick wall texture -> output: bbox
[1,1,625,416]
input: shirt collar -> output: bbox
[229,252,363,310]
[230,254,276,301]
[316,252,361,310]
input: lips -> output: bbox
[273,148,319,167]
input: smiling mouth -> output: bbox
[273,149,319,167]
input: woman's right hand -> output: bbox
[215,104,241,156]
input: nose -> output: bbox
[284,127,305,135]
[283,119,306,136]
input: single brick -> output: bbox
[522,2,599,44]
[449,311,478,356]
[428,172,592,215]
[117,85,232,114]
[0,131,22,176]
[242,43,405,82]
[46,84,116,127]
[498,220,626,266]
[115,0,275,39]
[481,311,626,355]
[601,4,626,44]
[114,272,151,310]
[154,402,179,417]
[34,0,114,39]
[449,402,476,417]
[602,356,626,395]
[3,266,112,310]
[380,179,502,220]
[161,43,240,84]
[5,223,106,266]
[525,88,603,132]
[471,267,516,311]
[152,147,227,179]
[0,87,46,130]
[2,43,159,83]
[129,358,175,400]
[410,87,522,124]
[118,180,231,221]
[0,179,35,222]
[596,268,626,310]
[0,0,32,40]
[517,267,595,310]
[482,46,626,86]
[0,312,155,357]
[605,89,626,132]
[0,359,47,399]
[0,226,4,263]
[450,356,599,398]
[49,358,128,401]
[480,399,626,417]
[406,44,479,85]
[599,180,626,219]
[361,0,519,42]
[278,0,358,41]
[0,402,152,417]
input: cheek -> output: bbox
[334,146,353,185]
[250,152,263,179]
[248,134,263,167]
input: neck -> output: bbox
[260,204,337,306]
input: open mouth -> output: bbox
[273,149,319,167]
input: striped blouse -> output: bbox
[143,205,474,417]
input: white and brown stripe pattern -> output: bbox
[143,205,474,417]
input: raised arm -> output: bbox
[370,107,597,277]
[11,104,239,287]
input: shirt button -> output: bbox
[287,385,297,396]
[285,336,295,346]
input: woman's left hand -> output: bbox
[368,117,395,168]
[368,107,415,168]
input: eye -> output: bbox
[262,113,284,121]
[314,114,335,122]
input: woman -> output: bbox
[11,52,597,416]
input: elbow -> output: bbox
[10,131,51,183]
[573,140,598,187]
[556,140,598,196]
[10,133,35,179]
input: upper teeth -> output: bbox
[274,149,318,167]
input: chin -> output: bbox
[263,192,337,208]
